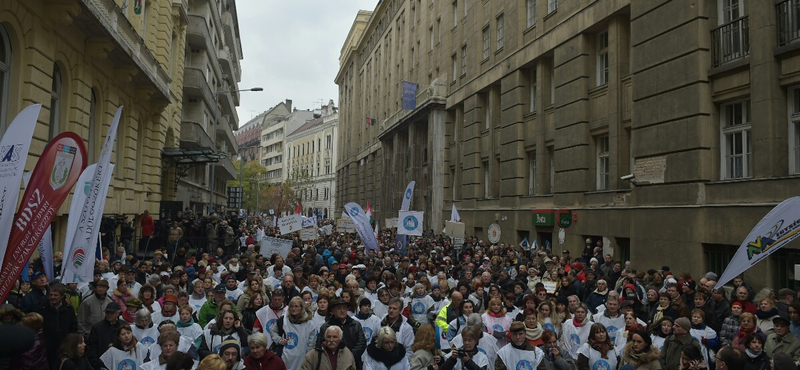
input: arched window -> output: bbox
[49,65,62,139]
[0,25,12,134]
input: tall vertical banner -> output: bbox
[0,132,87,303]
[715,197,800,289]
[63,106,122,284]
[401,81,418,110]
[61,163,98,277]
[400,181,415,211]
[344,202,380,253]
[36,227,53,280]
[0,104,42,269]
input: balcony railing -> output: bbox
[777,0,800,47]
[711,17,750,67]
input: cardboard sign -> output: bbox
[300,227,318,241]
[337,218,356,233]
[259,236,293,259]
[278,214,302,235]
[445,221,465,238]
[385,218,399,229]
[452,237,465,248]
[542,281,558,294]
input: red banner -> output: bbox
[0,132,86,303]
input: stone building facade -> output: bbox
[0,0,187,249]
[336,0,800,289]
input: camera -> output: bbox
[457,348,469,359]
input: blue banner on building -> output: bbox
[402,81,418,110]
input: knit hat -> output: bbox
[163,294,178,304]
[674,317,691,331]
[731,301,743,309]
[125,298,143,309]
[218,339,240,358]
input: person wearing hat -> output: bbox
[121,298,143,324]
[495,321,545,370]
[199,283,230,328]
[18,270,48,313]
[316,297,367,370]
[152,294,180,325]
[86,301,123,369]
[658,317,701,370]
[765,315,800,364]
[78,279,113,335]
[354,298,381,344]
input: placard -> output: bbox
[300,228,318,241]
[337,218,356,233]
[452,237,464,248]
[278,214,302,235]
[542,281,558,294]
[259,236,293,259]
[322,225,333,235]
[445,221,465,238]
[302,216,316,228]
[385,218,399,229]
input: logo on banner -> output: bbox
[606,326,619,340]
[746,219,798,259]
[0,144,21,163]
[405,188,413,200]
[570,334,580,346]
[349,207,360,217]
[592,360,611,370]
[364,327,374,342]
[141,336,155,345]
[516,360,535,370]
[72,248,86,268]
[403,215,418,230]
[266,319,277,334]
[285,332,298,349]
[50,144,76,190]
[117,359,136,370]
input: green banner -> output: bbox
[532,210,555,226]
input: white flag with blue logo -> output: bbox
[398,211,424,236]
[400,181,415,211]
[344,202,380,253]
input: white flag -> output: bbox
[715,197,800,289]
[63,106,122,283]
[0,104,41,268]
[450,203,461,222]
[344,202,380,253]
[400,181,415,211]
[398,211,424,236]
[61,164,97,277]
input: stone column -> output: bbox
[429,109,446,234]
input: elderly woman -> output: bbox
[442,325,488,370]
[731,312,765,351]
[132,309,160,346]
[363,326,411,370]
[141,331,181,370]
[243,332,287,370]
[720,301,743,347]
[755,298,780,335]
[271,297,316,370]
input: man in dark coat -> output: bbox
[36,282,78,370]
[317,298,366,370]
[20,271,48,313]
[85,302,123,370]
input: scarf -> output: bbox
[177,317,195,328]
[573,318,586,327]
[756,308,779,319]
[653,305,668,323]
[525,323,543,341]
[488,310,505,318]
[589,338,613,359]
[735,325,756,344]
[366,338,406,369]
[745,348,763,359]
[191,292,205,300]
[122,310,135,323]
[356,312,372,320]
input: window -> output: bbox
[496,15,505,50]
[721,99,752,179]
[49,65,62,140]
[791,87,800,173]
[0,25,11,135]
[464,0,467,17]
[483,161,490,198]
[597,31,609,86]
[135,121,145,182]
[461,45,467,76]
[529,68,537,113]
[596,135,610,190]
[452,53,457,82]
[482,27,490,60]
[430,26,434,50]
[326,134,332,149]
[527,0,536,28]
[720,0,744,23]
[548,0,557,14]
[437,17,442,43]
[452,0,458,27]
[548,147,554,193]
[528,151,536,195]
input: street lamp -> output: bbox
[209,87,263,215]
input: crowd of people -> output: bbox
[1,214,799,370]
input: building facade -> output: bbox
[336,0,800,290]
[285,100,339,219]
[176,0,243,214]
[0,0,187,250]
[234,111,263,164]
[262,103,314,185]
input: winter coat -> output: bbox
[539,346,577,370]
[363,338,410,370]
[317,314,367,363]
[58,356,93,370]
[77,294,112,335]
[743,350,770,370]
[764,332,800,364]
[111,288,136,316]
[619,342,661,370]
[719,315,740,347]
[585,290,608,314]
[658,334,700,370]
[36,300,78,369]
[10,328,47,370]
[409,349,436,370]
[244,349,287,370]
[300,342,357,370]
[86,319,124,370]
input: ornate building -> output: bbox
[336,0,800,290]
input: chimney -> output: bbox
[285,99,292,112]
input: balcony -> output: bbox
[187,15,215,57]
[180,120,214,148]
[711,17,750,68]
[777,0,800,47]
[183,67,214,109]
[217,116,238,153]
[215,156,237,180]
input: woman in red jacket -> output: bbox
[243,332,286,370]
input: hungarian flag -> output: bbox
[295,202,302,214]
[365,201,374,224]
[366,117,376,126]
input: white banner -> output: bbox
[450,203,461,222]
[260,236,293,259]
[301,216,316,228]
[0,104,41,269]
[278,214,302,235]
[715,197,800,289]
[337,218,355,233]
[400,181,415,211]
[300,227,318,241]
[61,164,97,277]
[344,202,380,252]
[398,211,424,236]
[63,106,122,284]
[322,225,333,235]
[385,218,399,229]
[37,226,53,280]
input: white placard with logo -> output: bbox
[300,227,318,241]
[488,223,501,244]
[260,236,293,259]
[278,214,302,235]
[385,218,399,229]
[398,211,424,236]
[337,218,356,232]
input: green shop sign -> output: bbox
[532,210,555,226]
[557,210,573,228]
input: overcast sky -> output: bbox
[234,0,378,125]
